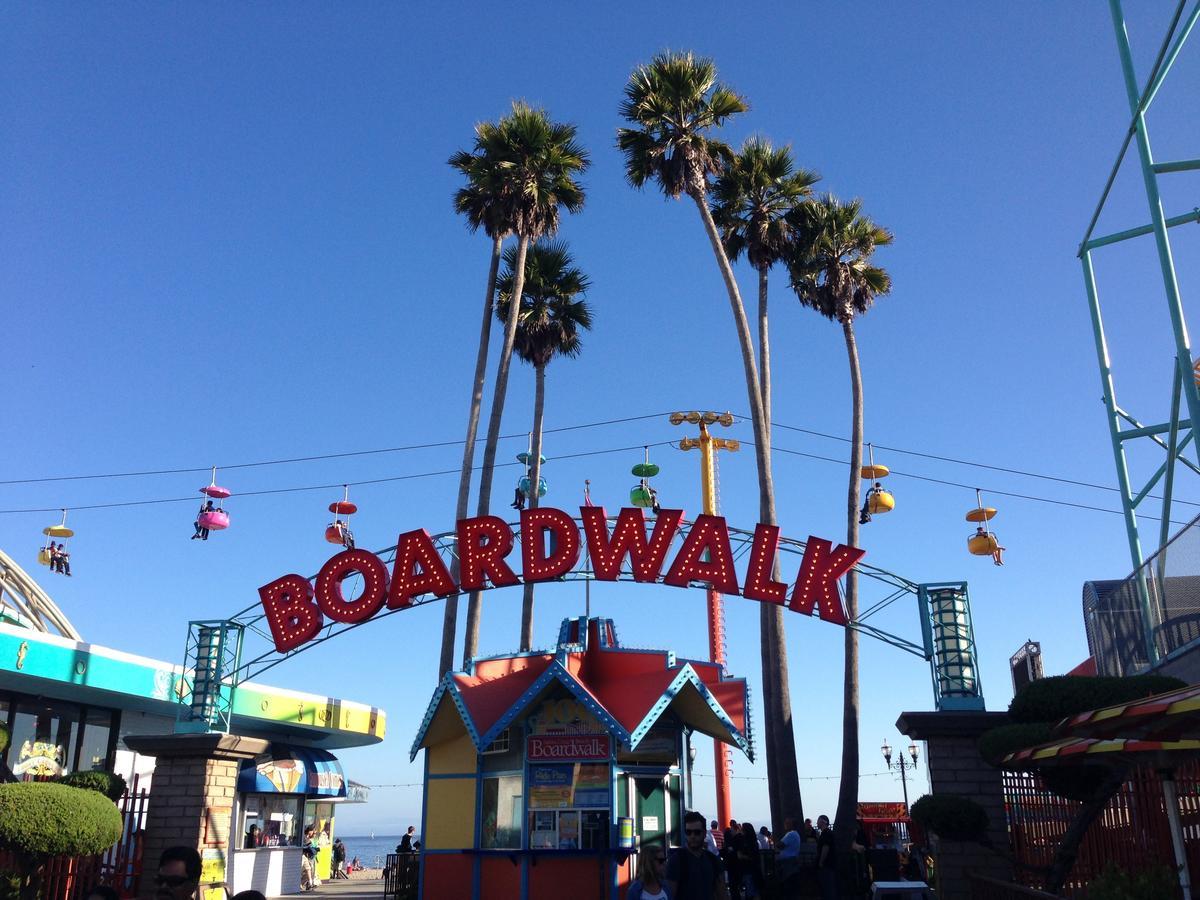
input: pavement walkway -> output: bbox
[290,877,385,899]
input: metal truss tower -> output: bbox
[1081,0,1200,666]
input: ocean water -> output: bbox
[337,835,420,869]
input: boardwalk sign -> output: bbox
[258,506,864,652]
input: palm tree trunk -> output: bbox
[520,363,547,651]
[438,233,504,678]
[462,233,530,667]
[758,265,771,427]
[834,316,864,861]
[689,188,803,829]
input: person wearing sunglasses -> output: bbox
[154,846,201,900]
[666,811,729,900]
[628,840,670,900]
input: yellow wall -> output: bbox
[423,777,476,849]
[428,733,478,776]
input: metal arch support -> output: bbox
[1079,1,1200,667]
[0,548,83,640]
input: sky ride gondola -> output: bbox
[39,509,74,575]
[966,488,1004,566]
[630,446,661,513]
[859,443,894,524]
[512,440,548,510]
[192,467,231,541]
[326,485,357,549]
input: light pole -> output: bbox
[881,738,920,813]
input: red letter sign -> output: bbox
[315,549,390,623]
[388,528,457,609]
[789,536,865,625]
[742,524,789,605]
[581,506,683,582]
[458,515,520,591]
[259,574,323,653]
[521,507,581,582]
[663,514,740,595]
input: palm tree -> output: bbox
[710,135,817,824]
[461,102,589,667]
[618,50,803,829]
[495,241,593,651]
[787,195,893,860]
[438,127,517,679]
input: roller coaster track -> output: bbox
[0,548,82,639]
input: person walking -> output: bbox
[816,815,837,900]
[708,821,724,857]
[628,841,671,900]
[397,826,416,853]
[666,811,728,900]
[332,838,348,879]
[736,822,764,899]
[154,846,201,900]
[300,826,319,891]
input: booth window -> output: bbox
[6,700,79,779]
[527,763,610,850]
[481,775,522,849]
[482,729,511,754]
[242,794,303,847]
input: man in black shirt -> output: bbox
[667,811,730,900]
[816,815,837,899]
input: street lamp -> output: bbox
[881,738,920,813]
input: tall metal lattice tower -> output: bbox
[1081,0,1200,667]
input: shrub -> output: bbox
[0,782,122,857]
[909,794,989,842]
[1087,862,1180,900]
[55,771,127,803]
[1007,674,1185,725]
[0,725,9,755]
[977,722,1054,765]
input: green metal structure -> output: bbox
[1081,0,1200,667]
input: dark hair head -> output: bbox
[232,892,267,900]
[87,887,120,900]
[741,822,755,837]
[710,820,719,829]
[683,810,706,829]
[159,846,201,882]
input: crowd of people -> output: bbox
[630,811,930,900]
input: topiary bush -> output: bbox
[0,724,9,755]
[1087,862,1180,900]
[55,770,127,802]
[977,722,1054,765]
[909,794,989,842]
[0,782,123,900]
[1007,674,1185,725]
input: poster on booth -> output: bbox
[528,763,609,809]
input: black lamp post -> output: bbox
[881,738,920,813]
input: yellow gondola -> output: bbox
[859,444,894,522]
[965,489,1004,565]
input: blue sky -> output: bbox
[3,2,1199,833]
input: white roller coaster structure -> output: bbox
[0,548,81,639]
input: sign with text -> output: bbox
[527,734,611,761]
[259,506,865,653]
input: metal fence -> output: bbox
[1004,762,1200,896]
[1084,511,1200,676]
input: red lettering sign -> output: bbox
[789,536,865,625]
[581,506,682,582]
[258,507,865,652]
[260,574,323,653]
[521,507,581,582]
[663,514,739,595]
[457,515,520,592]
[316,549,390,623]
[526,734,611,761]
[387,528,457,609]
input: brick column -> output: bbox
[124,733,269,899]
[896,710,1010,900]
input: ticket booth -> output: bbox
[411,616,753,900]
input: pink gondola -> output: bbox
[325,486,357,548]
[202,485,232,500]
[199,509,230,531]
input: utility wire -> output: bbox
[0,441,678,514]
[0,412,673,486]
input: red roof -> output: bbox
[411,616,753,760]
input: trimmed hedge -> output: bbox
[1088,862,1179,900]
[55,771,127,803]
[0,725,8,755]
[0,782,122,857]
[1007,674,1185,725]
[977,722,1054,766]
[909,794,989,842]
